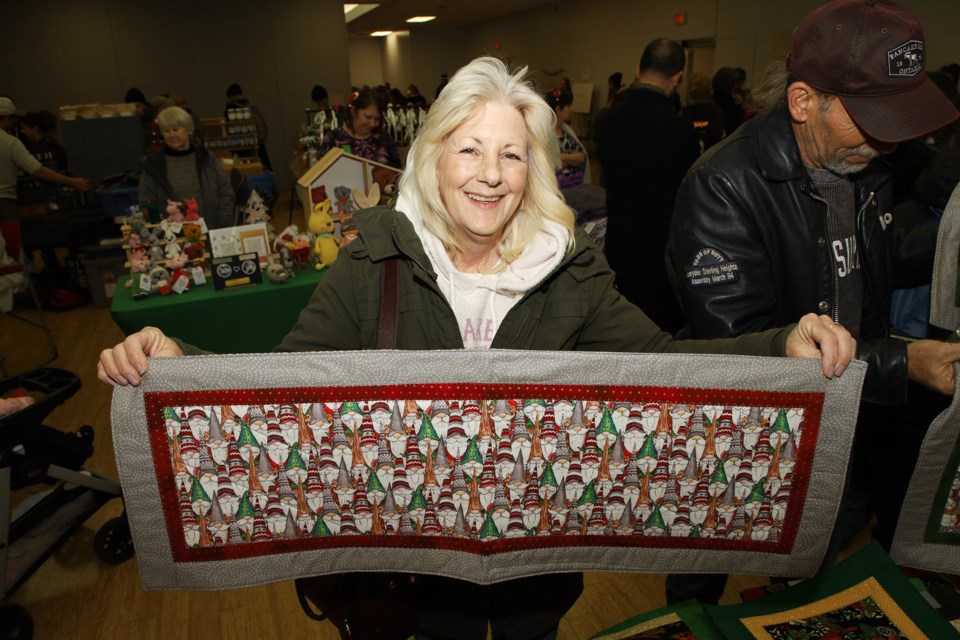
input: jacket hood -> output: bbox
[394,193,569,295]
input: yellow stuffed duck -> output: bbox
[308,200,340,271]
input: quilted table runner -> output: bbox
[589,600,721,639]
[891,364,960,575]
[706,541,958,639]
[111,350,866,590]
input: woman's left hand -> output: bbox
[784,313,856,379]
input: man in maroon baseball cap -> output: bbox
[665,0,960,605]
[788,0,956,145]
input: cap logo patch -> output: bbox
[887,40,924,77]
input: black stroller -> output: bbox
[0,367,132,639]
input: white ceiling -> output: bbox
[346,0,558,34]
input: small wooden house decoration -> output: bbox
[295,148,401,237]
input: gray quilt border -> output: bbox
[890,363,960,573]
[110,350,866,591]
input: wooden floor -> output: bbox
[0,193,781,639]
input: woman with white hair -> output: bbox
[100,57,853,638]
[138,106,235,228]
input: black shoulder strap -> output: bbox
[376,257,400,349]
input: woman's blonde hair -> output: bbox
[399,57,575,267]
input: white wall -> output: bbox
[382,32,414,92]
[348,35,386,89]
[408,27,472,102]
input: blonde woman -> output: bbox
[100,57,854,638]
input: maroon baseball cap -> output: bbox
[787,0,958,143]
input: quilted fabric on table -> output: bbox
[110,350,866,590]
[891,363,960,575]
[706,541,959,639]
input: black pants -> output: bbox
[415,573,583,640]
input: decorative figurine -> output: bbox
[266,262,290,285]
[183,241,205,262]
[165,200,184,223]
[308,200,340,271]
[182,222,204,243]
[183,198,200,221]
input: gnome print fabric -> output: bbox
[111,350,866,590]
[890,363,960,575]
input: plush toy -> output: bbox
[183,241,205,261]
[166,252,188,270]
[128,233,142,250]
[143,203,164,224]
[333,186,355,217]
[139,227,158,247]
[129,218,146,236]
[147,265,171,292]
[164,242,183,261]
[310,185,328,208]
[160,218,183,236]
[266,263,290,284]
[372,167,400,206]
[279,246,295,272]
[161,226,177,244]
[182,222,203,243]
[308,200,340,271]
[170,268,190,291]
[148,245,165,262]
[130,256,152,273]
[183,198,200,221]
[166,200,184,223]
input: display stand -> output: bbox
[200,115,262,176]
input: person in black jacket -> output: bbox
[594,38,700,335]
[665,0,960,605]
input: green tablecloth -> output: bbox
[110,268,326,353]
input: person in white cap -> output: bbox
[0,97,89,219]
[666,0,960,604]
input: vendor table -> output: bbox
[110,268,325,353]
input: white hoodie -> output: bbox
[397,194,569,349]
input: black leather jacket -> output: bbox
[667,108,930,406]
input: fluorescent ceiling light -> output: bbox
[344,3,378,23]
[370,30,393,37]
[406,16,436,23]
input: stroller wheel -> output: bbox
[0,604,33,640]
[94,515,135,565]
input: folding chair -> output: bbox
[0,221,57,377]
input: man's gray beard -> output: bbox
[824,144,880,176]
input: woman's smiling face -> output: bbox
[437,101,528,252]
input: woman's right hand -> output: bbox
[97,327,184,387]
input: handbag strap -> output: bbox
[294,578,330,622]
[376,257,400,349]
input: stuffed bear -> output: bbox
[182,222,204,243]
[184,242,205,261]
